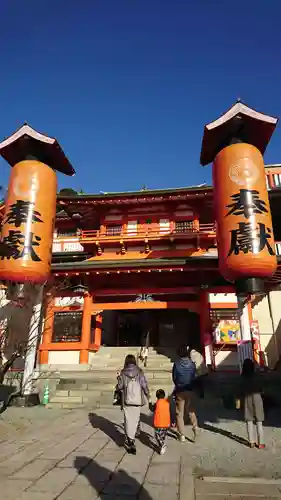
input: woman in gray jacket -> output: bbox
[117,354,150,454]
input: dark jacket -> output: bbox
[239,373,264,422]
[117,364,150,406]
[172,357,196,393]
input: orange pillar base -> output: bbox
[79,349,89,364]
[39,350,49,364]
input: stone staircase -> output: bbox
[47,347,176,409]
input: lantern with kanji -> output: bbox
[0,124,75,283]
[200,101,278,295]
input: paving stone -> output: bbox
[1,479,33,499]
[97,447,126,462]
[0,461,28,476]
[58,453,92,470]
[118,455,151,474]
[94,455,122,470]
[99,497,138,500]
[18,493,56,500]
[98,496,137,500]
[79,460,116,485]
[28,467,77,494]
[146,463,180,485]
[141,482,179,500]
[0,443,25,461]
[101,471,144,495]
[194,479,281,496]
[57,482,99,500]
[76,438,109,455]
[13,458,57,480]
[10,445,44,463]
[196,496,281,500]
[151,448,181,463]
[40,440,80,460]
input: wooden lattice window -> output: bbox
[106,224,122,236]
[175,220,193,233]
[57,228,77,237]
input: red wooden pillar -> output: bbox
[199,291,213,367]
[93,314,103,350]
[80,293,93,364]
[39,295,55,364]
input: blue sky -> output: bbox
[0,1,280,193]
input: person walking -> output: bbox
[139,328,150,368]
[240,358,265,449]
[188,346,208,398]
[117,354,150,454]
[172,345,198,442]
[150,389,171,455]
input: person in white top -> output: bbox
[188,346,208,398]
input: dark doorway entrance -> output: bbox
[117,312,143,346]
[113,309,200,349]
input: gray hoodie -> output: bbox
[117,364,150,404]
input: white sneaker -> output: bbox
[160,445,167,455]
[179,434,186,443]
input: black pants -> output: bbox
[194,375,206,399]
[155,428,168,448]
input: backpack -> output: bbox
[123,374,142,406]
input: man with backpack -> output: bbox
[117,354,150,454]
[172,344,198,442]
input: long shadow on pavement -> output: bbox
[88,412,153,450]
[75,455,153,499]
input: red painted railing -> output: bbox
[80,223,216,242]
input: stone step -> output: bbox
[56,384,174,398]
[59,369,173,379]
[58,376,172,389]
[58,377,173,389]
[46,401,118,409]
[91,359,173,365]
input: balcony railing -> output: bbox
[80,223,216,243]
[52,237,84,253]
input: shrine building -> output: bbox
[29,163,281,372]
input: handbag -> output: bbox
[113,388,122,406]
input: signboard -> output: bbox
[214,319,241,344]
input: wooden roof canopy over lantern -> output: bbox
[0,123,75,175]
[200,101,279,296]
[0,124,75,257]
[200,100,278,166]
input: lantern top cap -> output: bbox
[0,123,75,176]
[200,101,278,166]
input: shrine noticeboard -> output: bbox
[214,319,241,344]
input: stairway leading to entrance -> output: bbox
[47,347,176,409]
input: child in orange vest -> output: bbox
[150,389,171,455]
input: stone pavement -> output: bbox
[0,405,281,499]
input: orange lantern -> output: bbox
[213,143,276,284]
[0,124,75,284]
[201,102,278,294]
[0,161,57,283]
